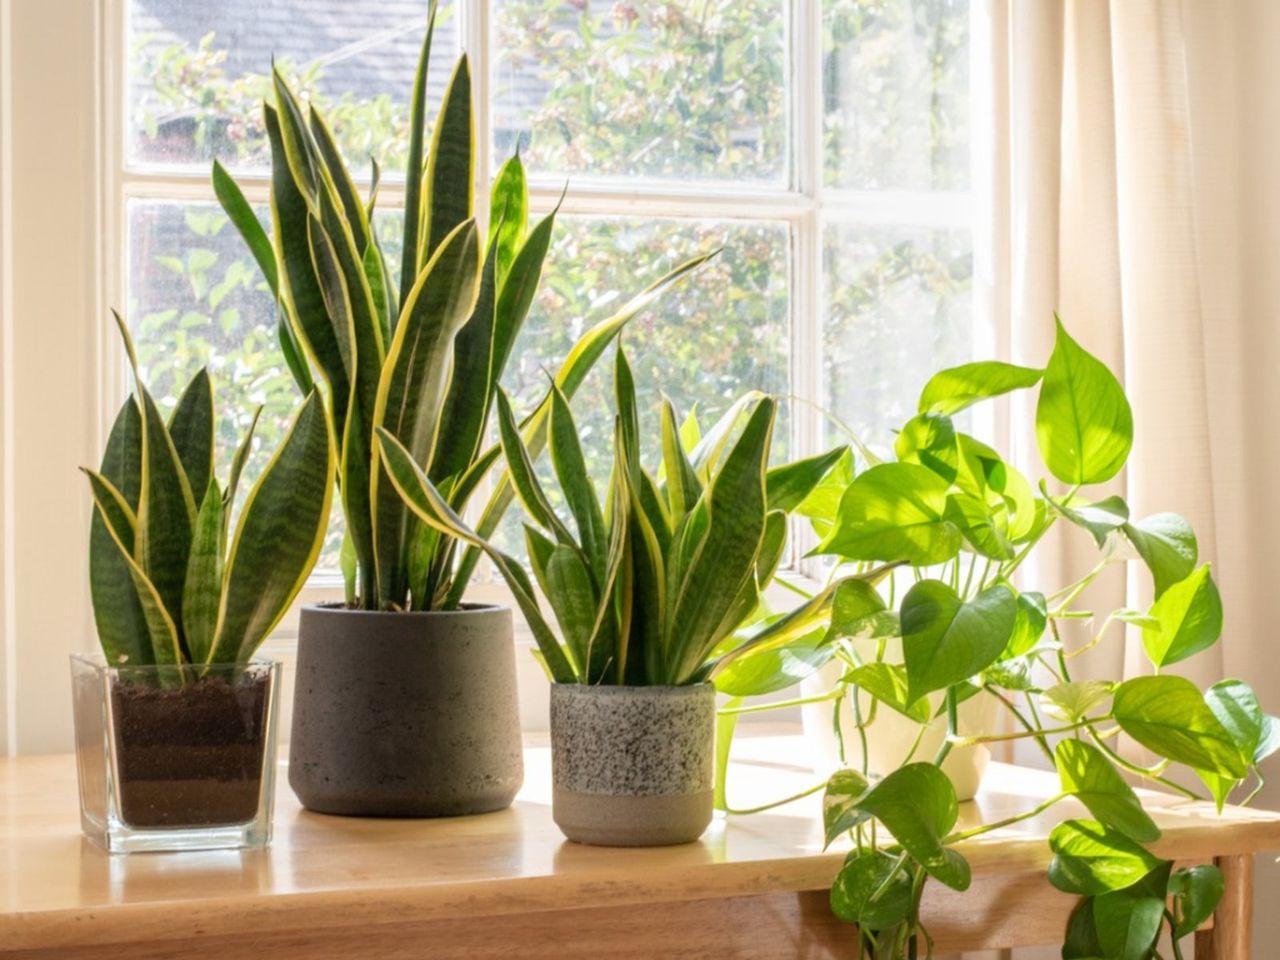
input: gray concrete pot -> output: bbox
[549,683,715,846]
[288,603,523,817]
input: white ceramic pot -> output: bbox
[800,657,999,802]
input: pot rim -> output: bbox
[302,600,510,618]
[70,651,278,675]
[550,681,714,696]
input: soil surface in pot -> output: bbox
[111,673,269,828]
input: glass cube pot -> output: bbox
[69,654,280,853]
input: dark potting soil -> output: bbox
[111,671,270,828]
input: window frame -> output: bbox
[102,0,983,631]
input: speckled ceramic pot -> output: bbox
[288,603,523,817]
[549,683,715,846]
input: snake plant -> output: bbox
[216,0,707,611]
[84,315,334,668]
[375,345,851,685]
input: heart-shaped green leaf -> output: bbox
[1122,512,1197,598]
[1093,862,1171,960]
[1002,590,1048,659]
[1141,565,1223,667]
[1035,318,1133,485]
[822,768,871,848]
[830,849,913,929]
[918,360,1043,415]
[1048,819,1163,895]
[846,663,931,724]
[1055,740,1160,843]
[902,581,1016,704]
[1048,492,1129,548]
[852,763,970,891]
[1169,864,1224,938]
[816,462,961,566]
[714,627,834,698]
[1112,676,1249,778]
[1041,680,1115,723]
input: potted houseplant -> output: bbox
[721,318,1279,957]
[218,2,709,817]
[73,316,333,852]
[374,344,853,845]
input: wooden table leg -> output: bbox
[1195,854,1253,959]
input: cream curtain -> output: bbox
[971,1,1280,957]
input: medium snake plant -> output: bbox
[216,0,707,611]
[376,345,853,686]
[84,316,334,669]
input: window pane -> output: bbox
[127,0,457,173]
[823,0,970,190]
[126,199,343,568]
[492,216,791,558]
[823,222,973,451]
[492,1,788,183]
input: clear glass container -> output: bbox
[69,654,280,853]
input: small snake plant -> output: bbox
[376,345,854,686]
[83,315,334,669]
[216,0,708,612]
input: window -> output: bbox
[114,0,978,583]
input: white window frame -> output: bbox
[0,0,980,752]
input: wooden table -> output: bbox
[1,735,1277,959]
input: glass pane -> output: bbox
[492,216,791,558]
[823,222,973,452]
[125,199,343,569]
[823,0,970,190]
[492,1,788,183]
[127,0,458,173]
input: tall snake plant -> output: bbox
[84,316,334,670]
[216,1,708,611]
[376,346,858,685]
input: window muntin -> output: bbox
[117,0,979,581]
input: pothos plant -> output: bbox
[217,0,708,611]
[84,316,333,675]
[374,344,861,686]
[720,318,1277,959]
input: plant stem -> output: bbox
[717,689,843,715]
[985,684,1054,763]
[944,793,1067,844]
[932,688,959,767]
[1086,726,1207,801]
[949,719,1098,747]
[723,780,826,816]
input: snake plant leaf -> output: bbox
[1055,739,1161,843]
[1112,675,1249,778]
[134,380,196,631]
[223,406,261,516]
[308,107,370,255]
[688,392,763,480]
[423,54,474,261]
[494,389,579,550]
[212,160,277,295]
[544,545,600,678]
[446,251,717,607]
[82,469,182,666]
[660,397,702,520]
[489,152,528,285]
[271,68,321,202]
[370,219,480,606]
[622,450,669,683]
[901,581,1017,705]
[363,230,394,345]
[668,398,773,683]
[549,382,607,579]
[755,509,788,586]
[277,313,315,396]
[210,392,334,663]
[1036,317,1134,485]
[305,214,356,379]
[182,478,224,665]
[1122,512,1197,598]
[88,399,149,666]
[918,360,1044,416]
[400,0,439,307]
[264,104,347,404]
[764,447,846,513]
[375,426,576,682]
